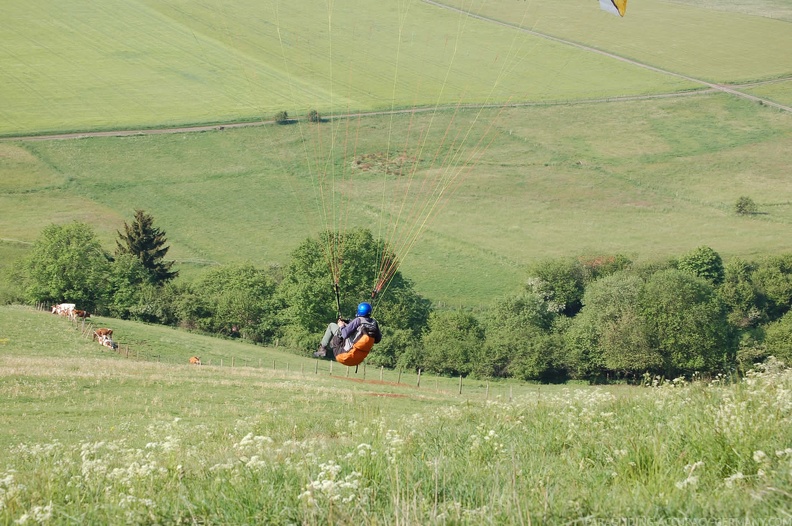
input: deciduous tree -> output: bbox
[23,222,109,311]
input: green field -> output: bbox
[0,0,703,137]
[3,93,792,304]
[1,0,791,306]
[1,306,790,523]
[438,0,792,83]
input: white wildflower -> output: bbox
[676,461,703,489]
[724,472,745,487]
[14,502,52,525]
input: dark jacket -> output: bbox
[341,315,382,344]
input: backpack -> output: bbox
[344,318,380,351]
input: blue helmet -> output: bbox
[356,302,372,317]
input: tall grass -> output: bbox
[1,343,790,523]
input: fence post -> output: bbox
[417,369,421,388]
[315,360,318,374]
[459,375,462,395]
[330,361,333,376]
[486,381,489,400]
[380,366,383,381]
[398,368,402,384]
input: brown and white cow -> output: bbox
[51,303,75,316]
[99,335,117,350]
[70,309,90,321]
[93,328,113,340]
[189,356,202,365]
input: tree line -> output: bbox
[6,211,792,383]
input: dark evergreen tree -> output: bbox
[116,210,178,285]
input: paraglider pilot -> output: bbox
[314,302,382,366]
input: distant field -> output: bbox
[668,0,792,21]
[2,93,791,305]
[437,0,792,83]
[0,0,698,136]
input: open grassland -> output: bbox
[668,0,792,21]
[0,0,702,137]
[744,79,792,108]
[437,0,792,84]
[2,93,792,304]
[1,307,790,523]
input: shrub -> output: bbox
[421,310,483,377]
[642,269,733,376]
[734,196,758,215]
[274,111,289,124]
[677,245,724,285]
[763,311,792,365]
[525,258,586,316]
[307,109,321,123]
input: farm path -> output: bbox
[422,0,792,114]
[0,91,718,143]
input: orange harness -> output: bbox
[335,334,375,366]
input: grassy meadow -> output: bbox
[1,306,791,523]
[439,0,792,83]
[2,92,792,305]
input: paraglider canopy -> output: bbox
[599,0,627,17]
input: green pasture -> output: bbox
[668,0,792,21]
[3,92,792,304]
[440,0,792,84]
[744,79,792,107]
[0,0,701,137]
[1,306,790,523]
[0,305,538,448]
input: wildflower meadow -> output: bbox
[1,349,790,524]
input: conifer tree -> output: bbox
[116,210,178,284]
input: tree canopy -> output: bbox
[23,222,109,311]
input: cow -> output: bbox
[70,309,90,321]
[189,356,202,365]
[93,328,113,341]
[51,303,75,316]
[98,335,118,350]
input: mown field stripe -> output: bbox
[422,0,792,114]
